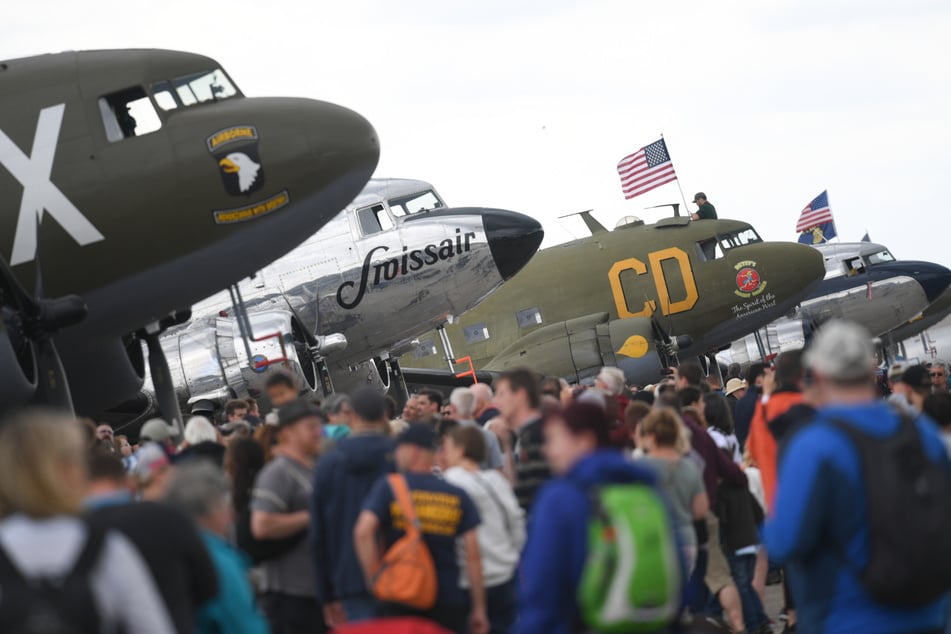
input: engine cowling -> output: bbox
[484,312,687,387]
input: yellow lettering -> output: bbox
[648,247,698,315]
[608,258,654,318]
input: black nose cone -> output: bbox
[482,209,544,281]
[891,261,951,303]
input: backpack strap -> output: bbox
[472,472,515,542]
[388,474,421,537]
[68,520,107,582]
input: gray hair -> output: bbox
[163,461,230,520]
[597,367,626,396]
[183,416,217,445]
[449,387,476,417]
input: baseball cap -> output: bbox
[888,364,905,381]
[803,320,874,382]
[902,365,932,391]
[351,387,386,422]
[693,192,706,203]
[219,420,252,436]
[725,378,747,396]
[395,423,437,450]
[133,442,170,483]
[277,399,322,427]
[139,418,176,443]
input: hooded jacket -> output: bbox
[310,432,394,605]
[518,450,657,634]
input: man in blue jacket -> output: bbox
[518,402,663,634]
[310,388,395,626]
[765,320,951,634]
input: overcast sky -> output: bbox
[5,1,949,263]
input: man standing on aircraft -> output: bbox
[691,193,718,221]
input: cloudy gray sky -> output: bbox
[5,1,949,262]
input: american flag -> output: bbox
[795,190,833,233]
[617,138,678,200]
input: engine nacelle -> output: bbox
[0,319,36,412]
[485,312,676,387]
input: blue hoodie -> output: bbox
[764,401,950,633]
[310,432,394,606]
[518,450,657,634]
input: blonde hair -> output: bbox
[0,410,86,518]
[640,408,691,455]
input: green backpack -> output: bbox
[577,483,683,633]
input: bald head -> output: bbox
[470,383,494,418]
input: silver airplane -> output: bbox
[134,178,543,415]
[723,241,951,364]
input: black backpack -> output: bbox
[0,521,104,633]
[828,414,951,606]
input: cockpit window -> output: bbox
[718,228,762,251]
[866,249,895,265]
[357,204,393,236]
[389,190,444,216]
[150,69,240,110]
[99,86,162,142]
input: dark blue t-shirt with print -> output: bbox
[362,472,480,606]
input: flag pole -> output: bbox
[661,133,691,217]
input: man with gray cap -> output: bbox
[250,398,325,633]
[691,192,717,221]
[764,320,951,633]
[310,387,395,626]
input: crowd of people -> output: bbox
[0,319,950,634]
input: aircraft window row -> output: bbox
[357,204,393,235]
[99,86,163,142]
[389,190,444,217]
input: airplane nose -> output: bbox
[897,261,951,303]
[482,209,545,280]
[303,100,380,184]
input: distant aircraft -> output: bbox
[882,288,951,362]
[124,178,543,418]
[400,213,826,387]
[724,241,951,365]
[0,49,379,421]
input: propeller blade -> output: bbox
[145,332,185,436]
[30,337,73,411]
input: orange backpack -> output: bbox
[371,474,438,610]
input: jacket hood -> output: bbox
[567,449,656,488]
[334,433,394,474]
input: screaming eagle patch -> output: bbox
[207,126,265,196]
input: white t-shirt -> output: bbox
[444,467,525,588]
[0,514,175,634]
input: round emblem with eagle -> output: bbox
[736,267,762,294]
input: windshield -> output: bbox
[388,190,444,216]
[151,68,240,110]
[866,249,896,265]
[718,227,762,250]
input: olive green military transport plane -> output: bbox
[401,214,826,387]
[0,49,379,420]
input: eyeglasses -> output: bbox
[931,372,946,378]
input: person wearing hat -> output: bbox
[724,377,747,419]
[355,423,488,634]
[691,192,717,221]
[764,321,951,634]
[138,418,179,455]
[249,398,325,633]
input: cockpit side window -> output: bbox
[717,227,762,251]
[389,190,444,216]
[357,204,393,236]
[696,238,722,261]
[150,69,240,110]
[98,86,162,142]
[151,81,179,111]
[845,256,866,276]
[867,249,895,265]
